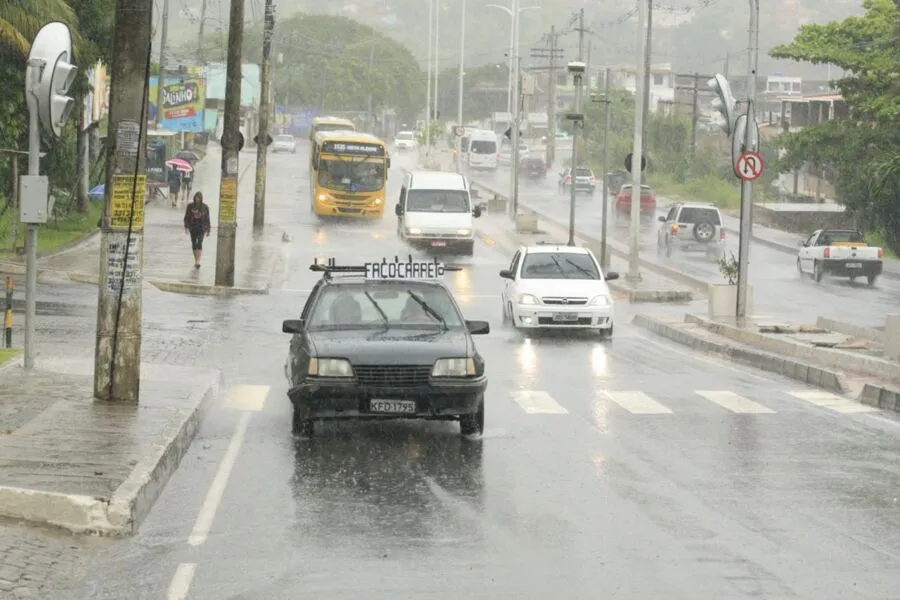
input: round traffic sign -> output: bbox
[735,151,763,181]
[453,125,465,137]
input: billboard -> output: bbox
[148,76,206,132]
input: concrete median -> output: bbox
[859,383,900,413]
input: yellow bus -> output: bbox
[310,131,391,219]
[308,116,356,176]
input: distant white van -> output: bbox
[466,130,498,171]
[395,170,483,256]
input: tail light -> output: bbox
[720,229,726,240]
[671,224,679,236]
[823,248,830,258]
[878,248,884,258]
[589,176,596,184]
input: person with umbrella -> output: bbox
[167,164,182,207]
[166,158,194,207]
[183,191,211,268]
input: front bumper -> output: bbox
[288,376,488,421]
[513,303,613,329]
[314,200,384,218]
[822,259,883,277]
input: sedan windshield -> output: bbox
[276,135,293,143]
[406,189,469,213]
[318,159,384,192]
[520,252,600,280]
[396,132,415,140]
[307,284,464,330]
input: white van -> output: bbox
[395,171,482,256]
[466,130,498,171]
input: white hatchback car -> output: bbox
[499,244,618,337]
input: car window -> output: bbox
[818,230,864,244]
[397,132,415,140]
[276,135,293,142]
[509,250,521,275]
[665,206,678,221]
[575,168,592,176]
[406,189,469,213]
[470,140,496,154]
[307,284,464,330]
[520,252,600,280]
[677,207,721,225]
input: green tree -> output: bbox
[435,62,510,122]
[769,0,900,252]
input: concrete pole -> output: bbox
[155,0,170,128]
[455,0,466,172]
[94,0,154,400]
[424,0,433,159]
[641,0,652,149]
[567,8,584,247]
[24,63,41,371]
[736,0,759,319]
[506,11,514,115]
[253,0,274,230]
[76,124,90,212]
[198,0,207,60]
[215,0,244,287]
[545,27,557,167]
[508,0,519,218]
[600,67,612,272]
[434,0,440,126]
[627,0,647,281]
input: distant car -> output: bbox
[797,228,884,285]
[394,131,417,150]
[272,134,296,153]
[499,243,618,337]
[657,202,725,259]
[558,167,596,195]
[615,184,656,216]
[520,155,547,179]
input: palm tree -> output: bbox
[0,0,78,56]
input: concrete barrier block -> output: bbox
[885,314,900,361]
[859,383,900,413]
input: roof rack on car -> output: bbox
[535,240,574,246]
[310,256,461,280]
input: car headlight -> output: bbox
[589,295,611,306]
[308,358,353,377]
[456,228,472,236]
[406,227,422,235]
[431,357,476,377]
[518,293,539,305]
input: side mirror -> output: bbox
[657,215,666,222]
[472,206,482,218]
[386,157,391,169]
[282,319,304,334]
[605,271,620,281]
[499,269,513,279]
[466,320,490,335]
[395,203,403,217]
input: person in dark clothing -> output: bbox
[183,192,212,268]
[167,167,182,207]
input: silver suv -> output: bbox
[657,203,725,259]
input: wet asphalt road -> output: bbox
[470,166,900,327]
[59,150,900,600]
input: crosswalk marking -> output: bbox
[787,390,878,414]
[221,385,271,412]
[695,390,776,414]
[511,390,569,414]
[604,390,672,414]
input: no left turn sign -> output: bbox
[735,151,763,181]
[453,125,465,137]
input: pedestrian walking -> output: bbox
[167,166,182,208]
[184,191,211,268]
[181,168,194,205]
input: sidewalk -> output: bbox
[3,145,287,294]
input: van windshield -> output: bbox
[406,189,469,213]
[470,140,496,154]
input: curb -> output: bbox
[0,354,24,374]
[631,313,847,393]
[859,383,900,413]
[0,369,222,535]
[816,316,884,344]
[148,279,268,296]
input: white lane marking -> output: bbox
[167,563,197,600]
[696,390,776,414]
[188,411,252,546]
[222,384,270,412]
[604,390,672,414]
[787,390,878,414]
[511,390,568,414]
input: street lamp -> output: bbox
[424,0,433,160]
[486,1,540,117]
[455,0,466,172]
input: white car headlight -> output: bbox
[518,293,539,305]
[431,357,476,377]
[456,228,472,236]
[406,227,422,235]
[589,295,611,306]
[308,358,353,377]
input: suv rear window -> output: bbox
[471,140,496,153]
[677,207,721,225]
[574,168,593,177]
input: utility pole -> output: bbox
[531,28,562,167]
[628,0,647,281]
[433,0,440,128]
[215,0,244,286]
[424,0,433,159]
[252,0,274,230]
[155,0,170,128]
[641,0,653,150]
[95,0,153,400]
[508,0,521,218]
[736,0,760,319]
[455,0,466,172]
[599,67,612,272]
[512,59,523,216]
[198,0,207,60]
[567,7,585,246]
[691,72,699,155]
[367,44,375,132]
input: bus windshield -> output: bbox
[318,159,384,192]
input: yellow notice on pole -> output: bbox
[219,177,237,222]
[109,174,146,229]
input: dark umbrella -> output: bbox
[174,150,201,163]
[88,184,104,200]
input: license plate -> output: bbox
[431,240,447,247]
[552,312,579,322]
[370,399,416,414]
[845,262,862,269]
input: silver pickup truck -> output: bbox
[797,228,884,285]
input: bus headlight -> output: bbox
[318,193,328,202]
[372,197,383,205]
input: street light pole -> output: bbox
[456,0,466,172]
[433,0,440,128]
[424,0,433,160]
[155,0,170,128]
[627,0,647,281]
[736,0,759,319]
[600,67,612,272]
[508,0,520,218]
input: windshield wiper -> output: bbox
[363,291,390,331]
[549,255,571,278]
[405,290,447,331]
[564,258,597,279]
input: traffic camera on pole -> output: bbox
[28,22,77,138]
[707,73,735,137]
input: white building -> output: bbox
[605,63,676,113]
